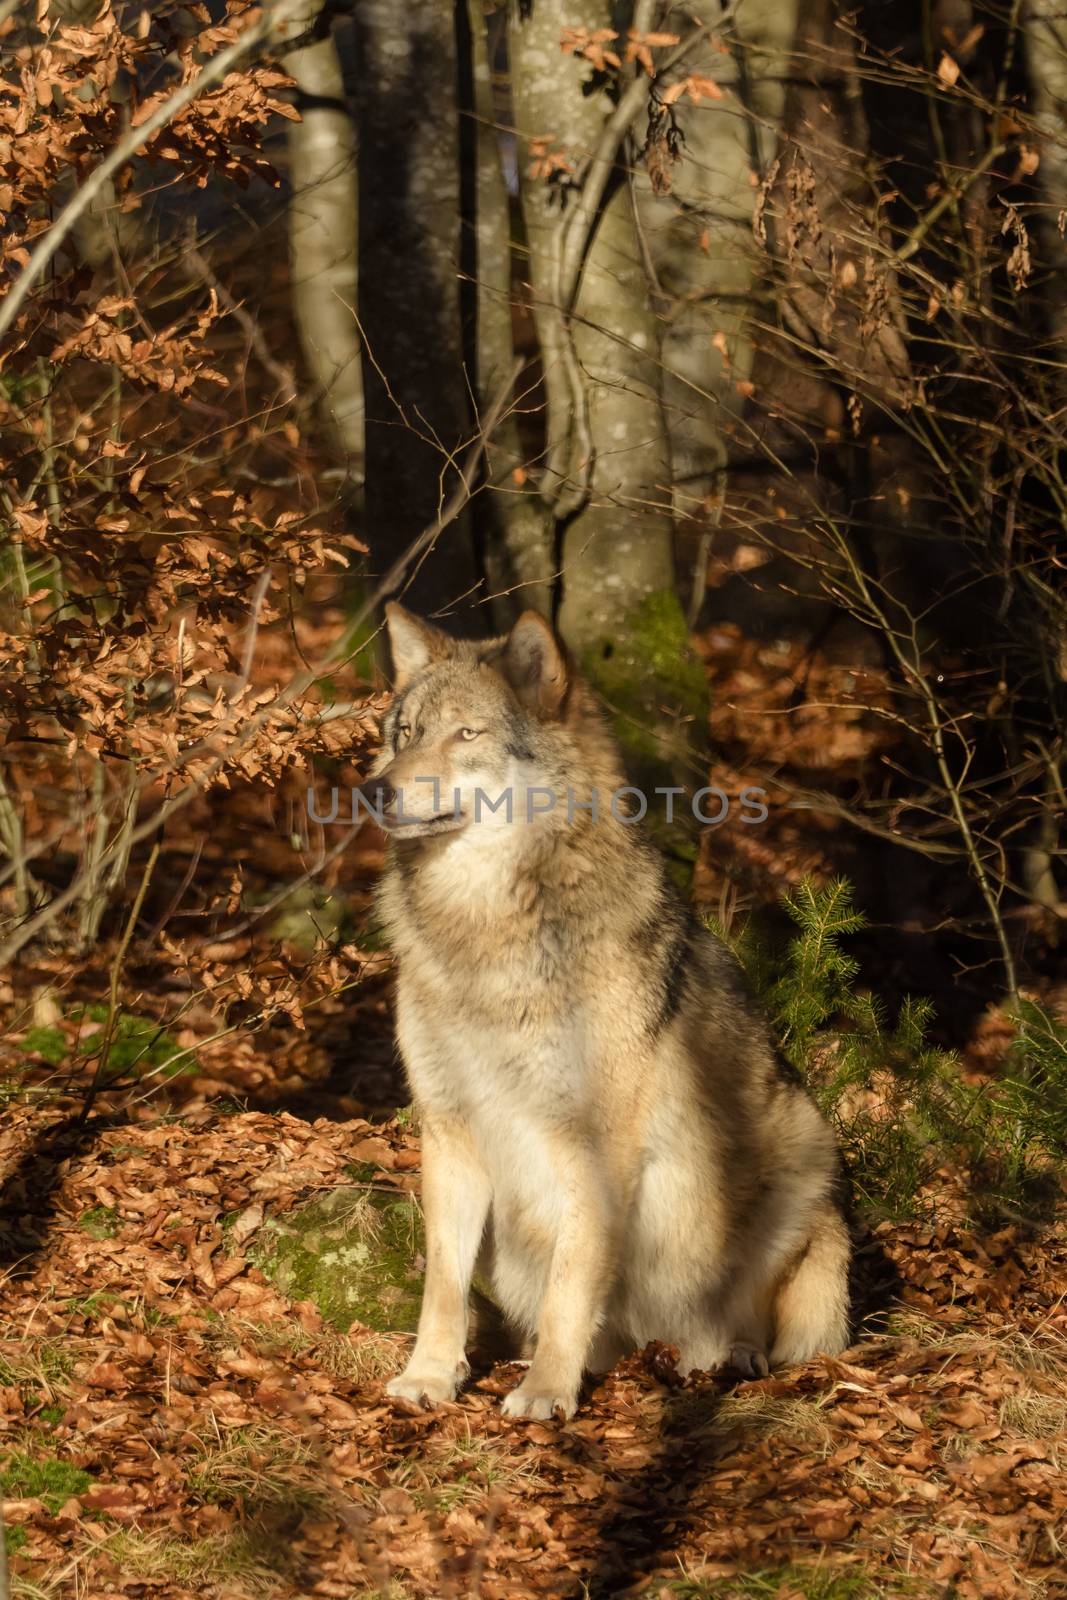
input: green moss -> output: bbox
[245,882,348,951]
[20,1007,190,1080]
[19,1025,67,1065]
[255,1187,423,1332]
[0,1450,93,1514]
[75,1010,188,1080]
[581,588,708,767]
[78,1205,120,1240]
[579,588,709,875]
[341,578,387,682]
[4,1524,28,1557]
[343,1161,380,1184]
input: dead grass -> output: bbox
[0,1332,76,1409]
[184,1419,325,1519]
[663,1558,918,1597]
[879,1310,1067,1379]
[696,1391,836,1456]
[217,1312,407,1384]
[918,1518,1055,1600]
[998,1386,1067,1447]
[387,1424,549,1512]
[10,1526,292,1599]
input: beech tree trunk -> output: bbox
[635,0,800,524]
[510,0,704,823]
[280,1,364,475]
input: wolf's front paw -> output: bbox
[386,1359,466,1408]
[501,1378,578,1422]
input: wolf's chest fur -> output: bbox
[381,835,610,1127]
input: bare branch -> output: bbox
[0,0,292,346]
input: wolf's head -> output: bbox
[363,604,608,842]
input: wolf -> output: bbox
[366,602,851,1421]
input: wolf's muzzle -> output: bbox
[355,776,396,817]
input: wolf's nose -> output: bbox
[355,777,396,816]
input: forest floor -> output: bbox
[0,1097,1064,1600]
[2,582,1065,1600]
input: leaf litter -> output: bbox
[0,1089,1064,1599]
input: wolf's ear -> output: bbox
[384,602,452,689]
[502,612,568,718]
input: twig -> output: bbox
[236,569,274,695]
[0,760,34,922]
[894,142,1006,263]
[687,469,726,628]
[370,355,524,607]
[184,229,299,400]
[76,835,161,1127]
[140,836,204,946]
[192,815,364,946]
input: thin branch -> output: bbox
[894,142,1007,263]
[236,569,274,696]
[184,229,299,401]
[375,355,525,607]
[0,0,294,345]
[75,836,161,1127]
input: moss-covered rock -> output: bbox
[255,1187,423,1332]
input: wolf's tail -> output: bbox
[770,1201,851,1364]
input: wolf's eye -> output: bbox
[458,727,481,741]
[395,721,411,746]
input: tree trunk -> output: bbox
[280,1,364,475]
[463,0,554,624]
[635,0,801,527]
[353,0,480,621]
[510,0,705,827]
[1023,0,1067,352]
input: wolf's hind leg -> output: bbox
[585,1324,629,1376]
[770,1201,850,1366]
[387,1117,490,1407]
